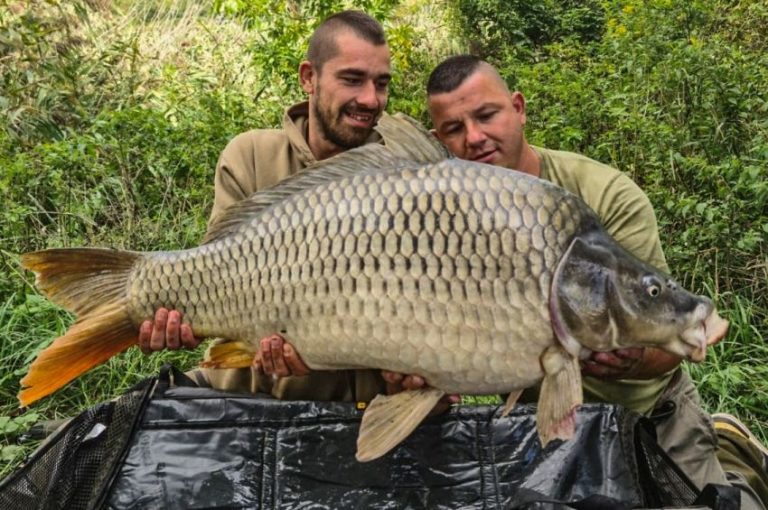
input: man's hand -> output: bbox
[381,370,460,415]
[138,308,201,354]
[253,334,310,377]
[581,347,682,379]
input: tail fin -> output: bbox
[19,248,142,406]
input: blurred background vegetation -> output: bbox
[1,0,766,477]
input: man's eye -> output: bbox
[376,80,390,90]
[478,111,496,122]
[342,77,361,85]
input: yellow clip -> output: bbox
[356,401,367,411]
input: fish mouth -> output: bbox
[679,308,729,362]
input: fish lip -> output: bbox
[704,309,729,346]
[683,329,707,362]
[678,303,710,362]
[679,309,728,362]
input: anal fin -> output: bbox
[356,387,445,462]
[501,389,523,416]
[536,346,583,446]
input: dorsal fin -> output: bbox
[373,112,450,163]
[204,113,450,243]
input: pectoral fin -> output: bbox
[356,387,445,462]
[199,341,255,368]
[536,346,583,446]
[550,236,619,357]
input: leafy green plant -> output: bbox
[0,412,40,475]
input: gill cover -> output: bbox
[550,237,623,357]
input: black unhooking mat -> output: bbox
[0,365,738,509]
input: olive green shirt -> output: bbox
[535,146,674,414]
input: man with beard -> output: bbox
[137,10,400,401]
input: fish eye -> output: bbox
[642,275,663,298]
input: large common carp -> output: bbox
[19,115,727,462]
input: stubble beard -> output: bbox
[314,88,376,150]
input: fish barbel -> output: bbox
[18,115,728,461]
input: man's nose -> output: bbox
[465,122,486,146]
[356,81,379,109]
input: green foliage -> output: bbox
[447,0,605,63]
[1,107,216,253]
[208,0,439,122]
[0,411,39,471]
[0,3,143,150]
[0,0,267,296]
[212,0,400,102]
[686,290,768,440]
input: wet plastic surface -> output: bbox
[106,386,643,509]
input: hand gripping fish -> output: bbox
[19,114,728,462]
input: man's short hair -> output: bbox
[426,54,485,96]
[307,10,386,72]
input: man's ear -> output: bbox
[510,91,526,124]
[299,61,315,94]
[428,124,445,144]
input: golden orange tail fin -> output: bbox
[19,248,142,406]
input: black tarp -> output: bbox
[0,366,734,509]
